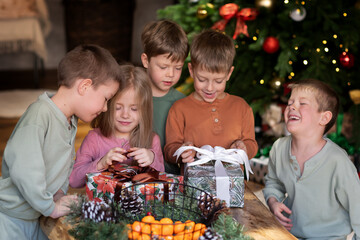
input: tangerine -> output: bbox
[138,233,151,240]
[184,220,195,233]
[128,230,140,240]
[160,218,174,236]
[174,221,185,234]
[141,215,155,224]
[194,223,206,234]
[174,232,192,240]
[151,220,162,235]
[141,224,151,235]
[132,221,145,233]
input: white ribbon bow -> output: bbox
[173,145,253,206]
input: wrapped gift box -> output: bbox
[184,162,245,207]
[86,164,183,203]
[249,157,268,185]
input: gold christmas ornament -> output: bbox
[349,89,360,105]
[255,0,274,9]
[197,3,214,19]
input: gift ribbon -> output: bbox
[108,165,170,203]
[173,145,253,206]
[211,3,258,39]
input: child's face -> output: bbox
[284,88,325,135]
[189,64,233,103]
[78,79,119,123]
[113,87,140,139]
[141,53,184,97]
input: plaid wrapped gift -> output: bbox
[86,164,183,203]
[175,145,252,208]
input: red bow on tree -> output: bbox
[212,3,258,39]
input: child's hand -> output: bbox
[53,189,65,202]
[50,195,78,219]
[230,139,248,154]
[127,147,155,167]
[268,197,293,230]
[97,147,128,171]
[181,142,196,163]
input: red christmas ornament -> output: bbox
[339,51,354,68]
[263,36,280,54]
[146,211,152,216]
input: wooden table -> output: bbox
[41,184,297,240]
[231,183,297,240]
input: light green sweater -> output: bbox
[0,92,77,220]
[263,136,360,240]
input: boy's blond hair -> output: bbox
[190,29,235,73]
[141,19,189,62]
[92,64,154,149]
[57,44,121,88]
[288,79,339,134]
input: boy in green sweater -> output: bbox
[141,19,189,174]
[0,44,121,239]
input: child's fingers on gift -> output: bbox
[181,150,195,163]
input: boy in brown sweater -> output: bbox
[164,29,258,171]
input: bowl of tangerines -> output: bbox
[128,215,206,240]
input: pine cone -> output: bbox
[198,192,230,224]
[81,200,115,223]
[199,228,223,240]
[119,189,144,216]
[198,192,215,216]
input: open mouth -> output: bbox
[288,115,300,121]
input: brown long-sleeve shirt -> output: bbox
[164,93,258,166]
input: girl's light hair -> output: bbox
[288,79,339,134]
[92,64,154,148]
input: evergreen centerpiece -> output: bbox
[66,183,252,240]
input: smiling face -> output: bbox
[284,88,327,136]
[189,64,233,103]
[113,87,140,139]
[141,53,184,97]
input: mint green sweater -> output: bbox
[0,92,77,220]
[263,136,360,240]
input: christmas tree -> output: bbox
[158,0,360,156]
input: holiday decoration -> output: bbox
[249,157,268,185]
[263,36,280,54]
[350,89,360,105]
[255,0,274,9]
[175,145,252,207]
[86,164,183,203]
[65,185,252,240]
[211,3,258,39]
[289,7,307,21]
[339,51,355,68]
[197,3,214,19]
